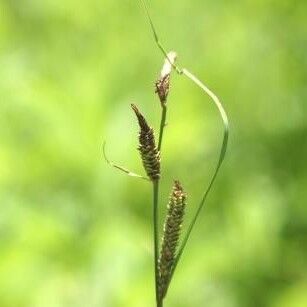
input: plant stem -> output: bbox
[153,180,161,307]
[158,105,167,152]
[153,106,168,307]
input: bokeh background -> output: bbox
[1,0,306,306]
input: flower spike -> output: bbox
[131,104,161,181]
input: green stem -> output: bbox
[155,106,168,307]
[150,105,168,307]
[164,68,229,295]
[158,105,167,152]
[153,180,161,307]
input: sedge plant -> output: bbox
[103,1,229,306]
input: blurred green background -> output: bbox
[1,0,306,306]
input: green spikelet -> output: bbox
[158,180,187,299]
[131,104,160,181]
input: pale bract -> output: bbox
[160,51,177,78]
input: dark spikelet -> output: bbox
[155,51,177,105]
[158,180,187,299]
[155,74,170,105]
[131,104,160,181]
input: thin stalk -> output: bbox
[154,105,168,307]
[164,68,229,295]
[102,141,150,181]
[158,105,167,152]
[153,180,162,307]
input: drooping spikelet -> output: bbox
[131,104,160,181]
[158,180,187,299]
[155,51,177,105]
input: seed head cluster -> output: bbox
[131,104,160,181]
[158,180,187,299]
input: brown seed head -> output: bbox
[158,180,187,299]
[155,51,177,106]
[131,104,160,181]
